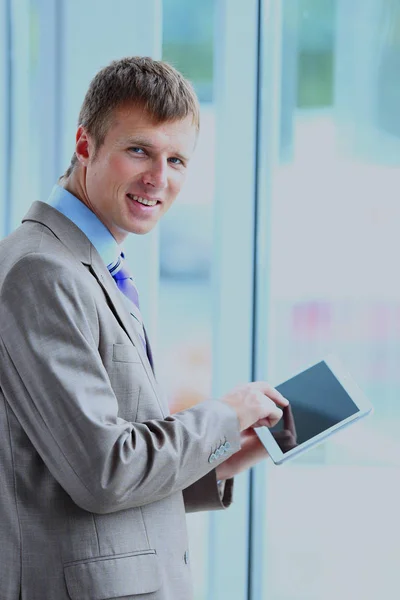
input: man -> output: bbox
[0,56,288,600]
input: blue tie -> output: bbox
[108,253,153,367]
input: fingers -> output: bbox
[221,380,289,432]
[257,393,283,427]
[265,405,283,428]
[252,381,289,408]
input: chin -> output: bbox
[126,221,157,236]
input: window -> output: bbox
[254,1,400,598]
[160,2,216,597]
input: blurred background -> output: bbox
[1,0,400,598]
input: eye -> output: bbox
[168,157,184,166]
[129,147,145,154]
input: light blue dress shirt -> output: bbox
[47,185,120,268]
[47,185,146,341]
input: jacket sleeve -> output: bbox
[183,470,234,513]
[0,253,241,514]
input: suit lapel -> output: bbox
[143,327,154,370]
[90,250,169,417]
[22,201,169,418]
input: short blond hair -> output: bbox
[63,56,200,177]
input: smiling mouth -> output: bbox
[127,193,159,207]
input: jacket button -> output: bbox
[184,550,189,564]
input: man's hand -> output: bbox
[216,403,297,481]
[215,428,269,481]
[220,381,289,431]
[216,381,289,481]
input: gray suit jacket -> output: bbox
[0,202,241,600]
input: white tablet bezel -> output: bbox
[255,354,373,465]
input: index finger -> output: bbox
[252,381,289,407]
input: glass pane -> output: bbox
[260,1,400,598]
[0,0,9,237]
[161,2,215,598]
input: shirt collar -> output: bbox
[47,185,120,267]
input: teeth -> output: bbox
[129,194,157,207]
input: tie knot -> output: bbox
[108,254,132,279]
[108,255,140,311]
[112,263,132,281]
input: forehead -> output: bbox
[106,104,197,154]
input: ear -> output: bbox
[75,126,93,167]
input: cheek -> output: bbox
[109,154,139,180]
[168,172,186,201]
[88,159,117,190]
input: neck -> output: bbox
[59,167,126,244]
[59,167,89,209]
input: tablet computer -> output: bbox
[255,355,373,465]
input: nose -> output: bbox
[142,158,168,190]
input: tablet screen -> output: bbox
[271,360,359,453]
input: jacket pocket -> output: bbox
[64,550,161,599]
[112,343,141,363]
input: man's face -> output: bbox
[76,104,197,242]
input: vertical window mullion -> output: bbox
[3,0,12,237]
[249,0,283,598]
[208,1,260,599]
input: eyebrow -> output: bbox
[124,137,190,162]
[125,136,154,148]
